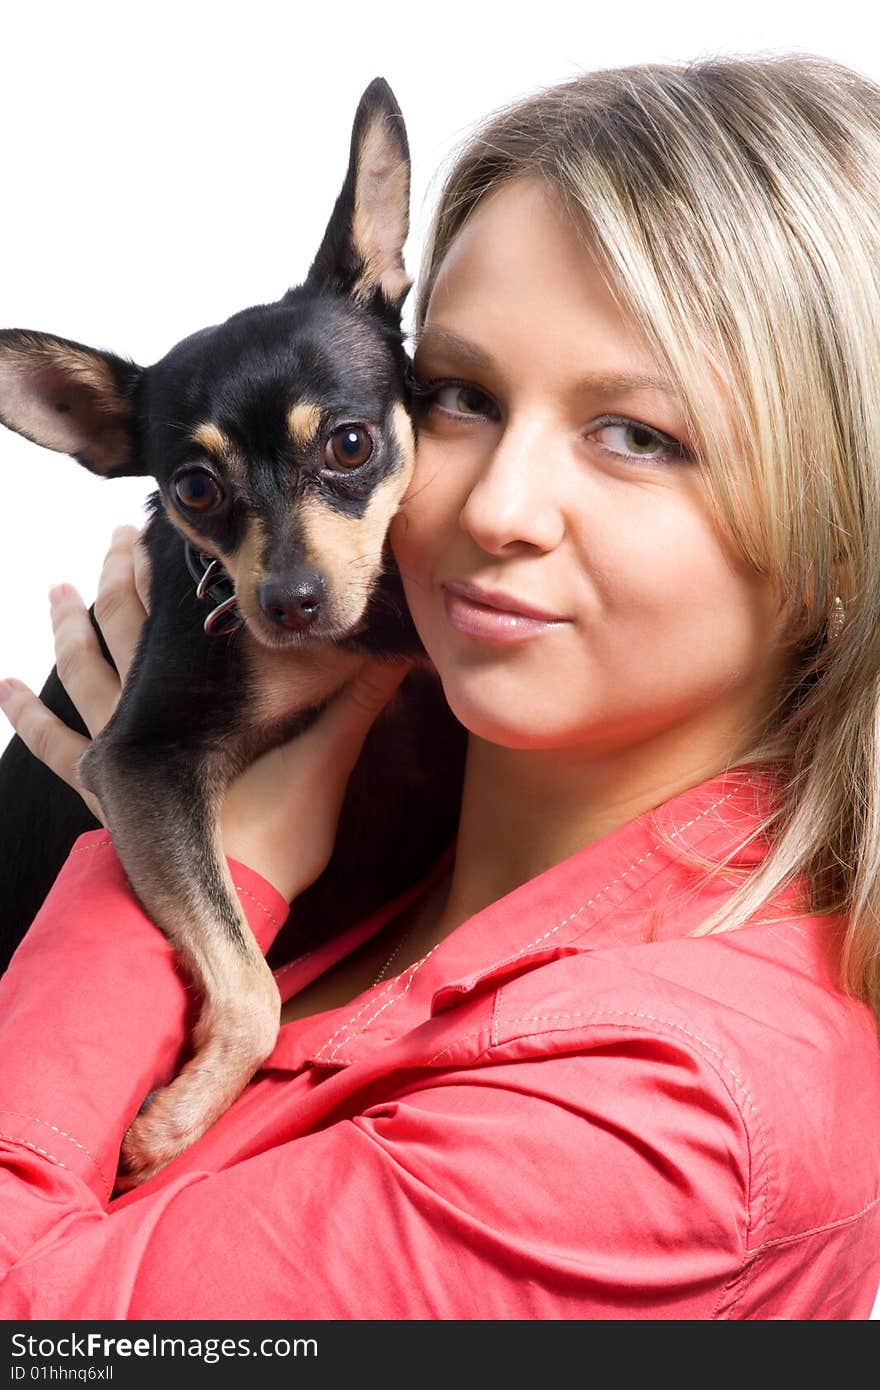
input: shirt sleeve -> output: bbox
[0,830,290,1298]
[0,828,752,1319]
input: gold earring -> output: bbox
[828,595,846,641]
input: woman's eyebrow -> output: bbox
[412,326,678,399]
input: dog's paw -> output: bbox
[115,1080,225,1190]
[114,989,281,1191]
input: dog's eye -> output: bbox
[325,425,373,471]
[173,469,225,513]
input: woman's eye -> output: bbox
[416,380,497,420]
[590,418,687,466]
[173,468,225,512]
[325,424,374,470]
[408,375,687,465]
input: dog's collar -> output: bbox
[183,542,244,637]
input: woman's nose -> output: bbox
[458,416,565,555]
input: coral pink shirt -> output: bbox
[0,766,878,1319]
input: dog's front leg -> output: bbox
[78,733,282,1187]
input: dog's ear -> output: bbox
[301,77,411,313]
[0,328,144,477]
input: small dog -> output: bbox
[0,78,465,1186]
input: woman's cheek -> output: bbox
[388,505,440,647]
[389,450,455,584]
[388,507,426,586]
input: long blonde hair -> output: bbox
[413,51,880,1020]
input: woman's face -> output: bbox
[390,176,791,760]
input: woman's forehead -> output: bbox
[424,180,658,358]
[420,173,738,444]
[431,176,594,286]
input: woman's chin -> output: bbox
[439,684,578,751]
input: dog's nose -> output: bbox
[258,569,327,631]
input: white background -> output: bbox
[1,0,878,1318]
[4,0,880,731]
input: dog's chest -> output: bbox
[242,635,366,725]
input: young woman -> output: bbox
[1,51,879,1319]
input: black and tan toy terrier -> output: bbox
[0,78,465,1186]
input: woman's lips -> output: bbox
[441,580,571,643]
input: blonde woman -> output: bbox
[1,51,879,1319]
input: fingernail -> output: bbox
[48,585,69,611]
[112,525,133,543]
[0,678,23,706]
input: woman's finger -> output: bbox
[299,659,412,774]
[132,530,152,614]
[263,659,412,801]
[0,678,105,823]
[219,658,413,900]
[49,584,121,737]
[93,526,149,683]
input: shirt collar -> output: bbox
[268,762,793,1069]
[428,761,791,1010]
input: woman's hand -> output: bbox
[0,526,412,900]
[0,524,152,824]
[216,660,411,899]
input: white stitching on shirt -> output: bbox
[425,1025,499,1063]
[231,883,283,930]
[327,945,444,1060]
[315,977,403,1059]
[0,1108,110,1191]
[490,988,504,1050]
[425,1004,771,1249]
[278,853,458,985]
[315,781,755,1066]
[0,1131,69,1171]
[316,943,444,1065]
[720,1193,880,1317]
[71,837,283,927]
[751,1193,880,1250]
[494,781,755,970]
[274,945,319,980]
